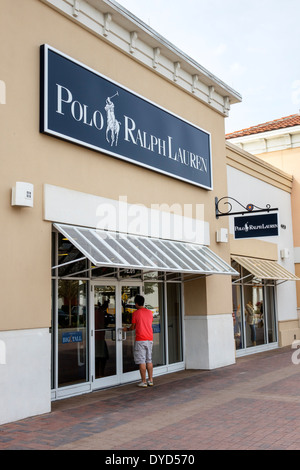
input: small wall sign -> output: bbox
[62,331,83,344]
[234,213,279,239]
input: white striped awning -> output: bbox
[232,255,299,281]
[53,223,237,276]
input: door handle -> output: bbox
[117,328,126,341]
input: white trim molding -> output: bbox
[39,0,241,117]
[228,125,300,155]
[44,184,210,245]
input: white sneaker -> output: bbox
[137,382,147,388]
[147,380,153,386]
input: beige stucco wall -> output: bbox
[226,142,300,346]
[278,320,300,347]
[229,236,278,261]
[257,147,300,247]
[257,147,300,311]
[184,274,232,317]
[226,142,293,194]
[0,0,232,331]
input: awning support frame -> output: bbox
[231,255,299,284]
[52,256,86,270]
[53,223,238,277]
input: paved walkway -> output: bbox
[0,346,299,451]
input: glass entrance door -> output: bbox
[92,282,142,389]
[93,285,117,387]
[121,284,141,374]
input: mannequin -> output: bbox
[245,301,256,346]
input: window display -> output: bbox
[232,261,277,352]
[51,230,184,393]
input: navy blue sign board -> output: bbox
[40,45,212,189]
[234,213,279,239]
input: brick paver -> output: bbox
[0,346,299,450]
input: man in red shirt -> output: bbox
[124,294,153,387]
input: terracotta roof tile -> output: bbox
[226,114,300,139]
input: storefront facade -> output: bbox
[1,0,242,424]
[226,142,300,354]
[49,187,238,398]
[1,0,298,426]
[226,114,300,312]
[51,233,187,396]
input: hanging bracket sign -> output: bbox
[234,213,279,239]
[40,45,213,189]
[215,196,278,219]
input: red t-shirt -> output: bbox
[132,307,153,341]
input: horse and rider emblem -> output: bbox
[105,91,121,147]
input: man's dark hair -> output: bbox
[135,294,145,307]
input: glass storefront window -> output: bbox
[144,282,165,367]
[143,271,164,281]
[51,279,55,390]
[167,283,183,364]
[121,285,141,374]
[232,262,277,352]
[265,285,277,343]
[58,233,88,278]
[52,232,184,393]
[166,273,182,281]
[119,269,142,279]
[94,286,116,379]
[91,266,117,278]
[57,280,88,387]
[232,284,244,350]
[244,281,265,347]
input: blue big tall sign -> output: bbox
[40,45,213,189]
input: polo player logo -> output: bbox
[105,92,121,146]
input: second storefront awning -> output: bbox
[232,255,299,281]
[54,223,237,276]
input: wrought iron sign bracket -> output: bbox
[215,197,278,219]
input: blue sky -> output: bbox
[116,0,300,133]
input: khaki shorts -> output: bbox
[133,341,153,364]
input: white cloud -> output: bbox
[214,43,227,56]
[229,62,246,76]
